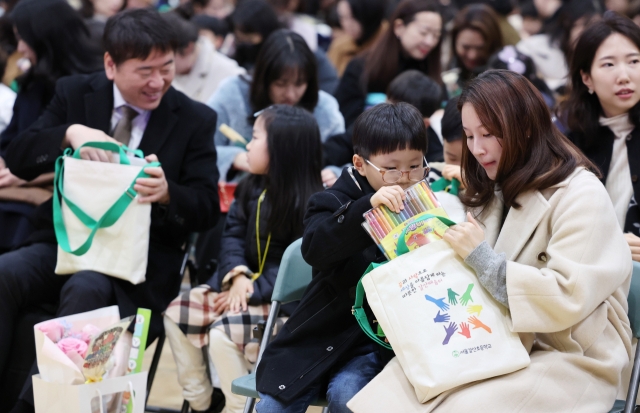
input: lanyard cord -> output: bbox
[253,189,272,281]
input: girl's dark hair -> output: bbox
[352,102,428,158]
[387,69,441,118]
[250,29,319,113]
[347,0,388,46]
[441,96,462,142]
[564,11,640,148]
[363,0,443,92]
[191,15,231,37]
[236,105,323,236]
[104,8,178,65]
[10,0,101,97]
[541,0,604,61]
[451,4,503,79]
[458,70,596,210]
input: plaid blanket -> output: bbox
[164,284,286,363]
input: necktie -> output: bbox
[112,106,139,146]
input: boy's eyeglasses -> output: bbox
[365,157,430,184]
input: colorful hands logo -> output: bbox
[425,283,492,345]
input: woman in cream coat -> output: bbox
[348,70,633,413]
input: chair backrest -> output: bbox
[271,238,312,304]
[627,261,640,339]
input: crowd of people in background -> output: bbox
[0,0,640,412]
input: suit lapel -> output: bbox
[84,74,114,133]
[138,88,179,155]
[494,190,550,260]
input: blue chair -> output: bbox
[610,261,640,413]
[231,238,329,413]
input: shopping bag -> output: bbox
[32,371,147,413]
[53,142,160,284]
[352,215,530,403]
[431,177,466,223]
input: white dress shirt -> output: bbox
[110,84,151,150]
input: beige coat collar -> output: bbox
[480,168,583,260]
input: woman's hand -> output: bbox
[443,212,485,259]
[229,275,254,312]
[625,233,640,262]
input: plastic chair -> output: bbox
[610,261,640,413]
[230,238,329,413]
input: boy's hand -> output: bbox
[442,165,464,188]
[370,185,405,213]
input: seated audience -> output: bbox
[163,12,245,103]
[327,0,387,76]
[517,0,604,93]
[165,104,324,413]
[267,0,320,52]
[0,9,220,413]
[347,69,632,413]
[230,0,339,93]
[387,69,444,162]
[0,0,102,251]
[335,0,444,128]
[0,48,15,135]
[447,4,503,95]
[565,11,640,261]
[80,0,125,62]
[192,14,231,51]
[256,102,428,413]
[456,0,520,45]
[208,29,344,182]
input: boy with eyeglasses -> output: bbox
[256,102,428,413]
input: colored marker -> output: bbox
[381,207,399,228]
[366,214,385,239]
[374,209,392,235]
[409,188,428,211]
[407,192,422,216]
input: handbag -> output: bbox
[53,142,160,284]
[353,215,530,403]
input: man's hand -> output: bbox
[64,124,120,163]
[625,233,640,262]
[135,154,169,204]
[232,151,250,172]
[0,168,26,188]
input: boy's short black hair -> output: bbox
[353,102,427,159]
[160,12,198,53]
[387,70,442,118]
[104,9,178,65]
[441,96,463,142]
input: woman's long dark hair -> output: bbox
[11,0,101,98]
[363,0,443,91]
[564,11,640,149]
[347,0,387,46]
[250,29,319,114]
[459,70,596,210]
[450,4,503,80]
[236,105,323,237]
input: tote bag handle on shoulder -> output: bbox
[352,214,457,349]
[53,142,160,256]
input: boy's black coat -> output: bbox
[256,168,389,401]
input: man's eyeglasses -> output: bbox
[365,157,430,184]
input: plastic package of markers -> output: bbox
[362,180,452,260]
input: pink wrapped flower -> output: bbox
[38,321,64,343]
[80,324,101,344]
[57,337,88,359]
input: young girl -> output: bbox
[347,70,632,412]
[565,11,640,262]
[164,105,324,413]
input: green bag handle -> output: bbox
[352,214,457,349]
[430,177,460,195]
[53,142,160,256]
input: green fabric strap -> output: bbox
[352,214,456,349]
[430,177,460,195]
[53,142,160,256]
[353,262,392,349]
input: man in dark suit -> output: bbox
[0,9,220,412]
